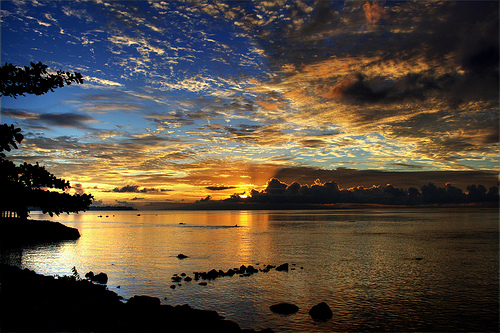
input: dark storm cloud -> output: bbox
[227,177,499,206]
[272,166,499,192]
[111,184,170,193]
[39,113,96,128]
[2,108,97,129]
[206,186,236,191]
[2,108,39,119]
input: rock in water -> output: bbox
[309,302,333,321]
[276,263,289,271]
[85,271,108,284]
[93,272,108,284]
[177,254,188,259]
[269,303,299,315]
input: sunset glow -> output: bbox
[1,1,498,208]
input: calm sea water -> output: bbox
[1,208,498,332]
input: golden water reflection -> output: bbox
[5,209,498,332]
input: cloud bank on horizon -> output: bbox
[1,0,498,207]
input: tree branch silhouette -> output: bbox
[0,62,92,219]
[0,62,83,98]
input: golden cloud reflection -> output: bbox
[29,211,273,280]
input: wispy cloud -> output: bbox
[1,0,497,205]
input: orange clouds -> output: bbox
[363,1,387,24]
[322,77,356,100]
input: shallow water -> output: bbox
[1,208,498,332]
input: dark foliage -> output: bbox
[0,62,83,98]
[0,61,91,218]
[0,124,24,158]
[0,157,93,218]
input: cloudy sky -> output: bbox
[1,0,498,208]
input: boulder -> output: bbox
[246,265,258,274]
[94,272,108,284]
[276,263,289,272]
[85,272,108,284]
[269,303,299,315]
[206,269,219,280]
[309,302,333,321]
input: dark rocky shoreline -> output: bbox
[0,264,273,332]
[0,218,80,245]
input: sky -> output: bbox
[1,0,498,208]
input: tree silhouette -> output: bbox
[0,124,24,158]
[0,62,92,219]
[0,62,83,98]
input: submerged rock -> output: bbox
[309,302,333,321]
[269,303,299,315]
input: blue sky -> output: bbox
[1,0,498,207]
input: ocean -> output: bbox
[1,208,498,332]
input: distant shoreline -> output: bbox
[0,218,80,245]
[88,205,137,211]
[145,201,499,211]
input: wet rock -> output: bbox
[184,276,192,282]
[0,264,276,333]
[276,263,289,272]
[269,303,299,315]
[177,254,188,259]
[181,273,186,276]
[172,276,182,282]
[198,282,207,286]
[309,302,333,321]
[86,271,108,284]
[261,265,275,273]
[226,269,235,276]
[246,265,258,274]
[94,273,108,284]
[170,285,176,289]
[206,269,219,280]
[238,265,246,274]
